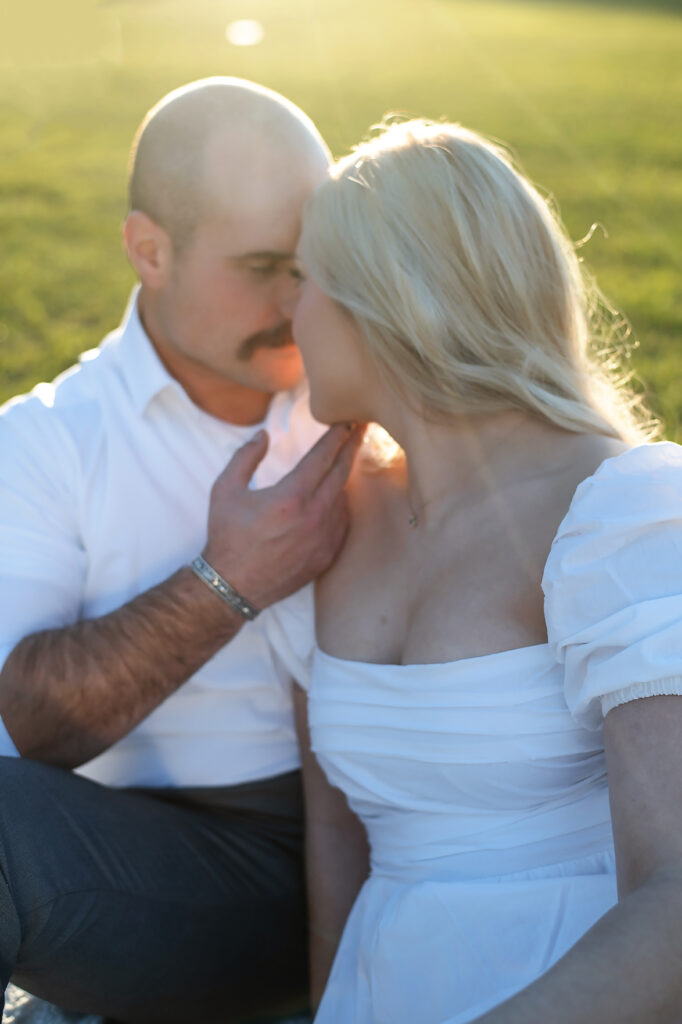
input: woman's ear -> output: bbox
[122,211,173,289]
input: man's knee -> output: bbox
[0,758,112,998]
[0,758,105,910]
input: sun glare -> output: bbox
[225,20,265,47]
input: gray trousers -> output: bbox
[0,757,308,1024]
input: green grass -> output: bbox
[1,0,680,433]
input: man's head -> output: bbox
[123,78,331,420]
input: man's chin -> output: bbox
[253,347,305,393]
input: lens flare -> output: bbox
[226,20,265,47]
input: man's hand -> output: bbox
[203,423,365,609]
[0,422,364,766]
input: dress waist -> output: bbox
[364,785,614,882]
[370,832,615,883]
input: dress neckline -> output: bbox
[313,640,552,674]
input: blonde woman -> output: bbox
[270,120,682,1023]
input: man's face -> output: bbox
[157,212,304,396]
[150,135,328,402]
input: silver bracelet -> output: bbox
[190,555,260,621]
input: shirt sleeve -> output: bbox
[263,583,316,691]
[542,442,682,731]
[0,393,87,674]
[0,715,19,756]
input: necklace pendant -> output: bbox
[407,513,418,528]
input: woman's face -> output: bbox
[293,274,377,424]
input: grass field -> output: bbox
[1,0,680,433]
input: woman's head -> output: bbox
[296,118,653,442]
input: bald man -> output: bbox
[0,79,357,1022]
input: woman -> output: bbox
[270,119,682,1023]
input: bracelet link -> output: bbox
[190,556,260,621]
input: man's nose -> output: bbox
[274,271,301,320]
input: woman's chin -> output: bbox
[308,395,341,426]
[307,384,368,426]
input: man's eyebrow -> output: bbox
[232,251,296,263]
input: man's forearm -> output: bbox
[0,568,244,767]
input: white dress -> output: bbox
[268,443,682,1024]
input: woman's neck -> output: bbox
[377,404,567,531]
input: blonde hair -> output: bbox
[301,119,655,444]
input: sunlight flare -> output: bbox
[225,20,265,47]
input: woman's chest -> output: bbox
[316,515,552,666]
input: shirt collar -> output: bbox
[112,286,178,416]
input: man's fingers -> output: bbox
[281,423,357,494]
[219,429,270,491]
[312,425,365,509]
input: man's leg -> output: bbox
[0,757,307,1024]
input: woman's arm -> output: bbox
[472,695,682,1024]
[293,683,370,1009]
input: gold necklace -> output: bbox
[407,488,457,529]
[406,469,483,529]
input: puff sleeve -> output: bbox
[543,442,682,731]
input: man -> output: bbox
[0,78,359,1022]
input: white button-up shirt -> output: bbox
[0,291,322,787]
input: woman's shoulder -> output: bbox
[549,439,682,546]
[543,438,682,618]
[542,440,682,728]
[315,429,408,647]
[543,438,682,594]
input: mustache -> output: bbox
[237,323,295,361]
